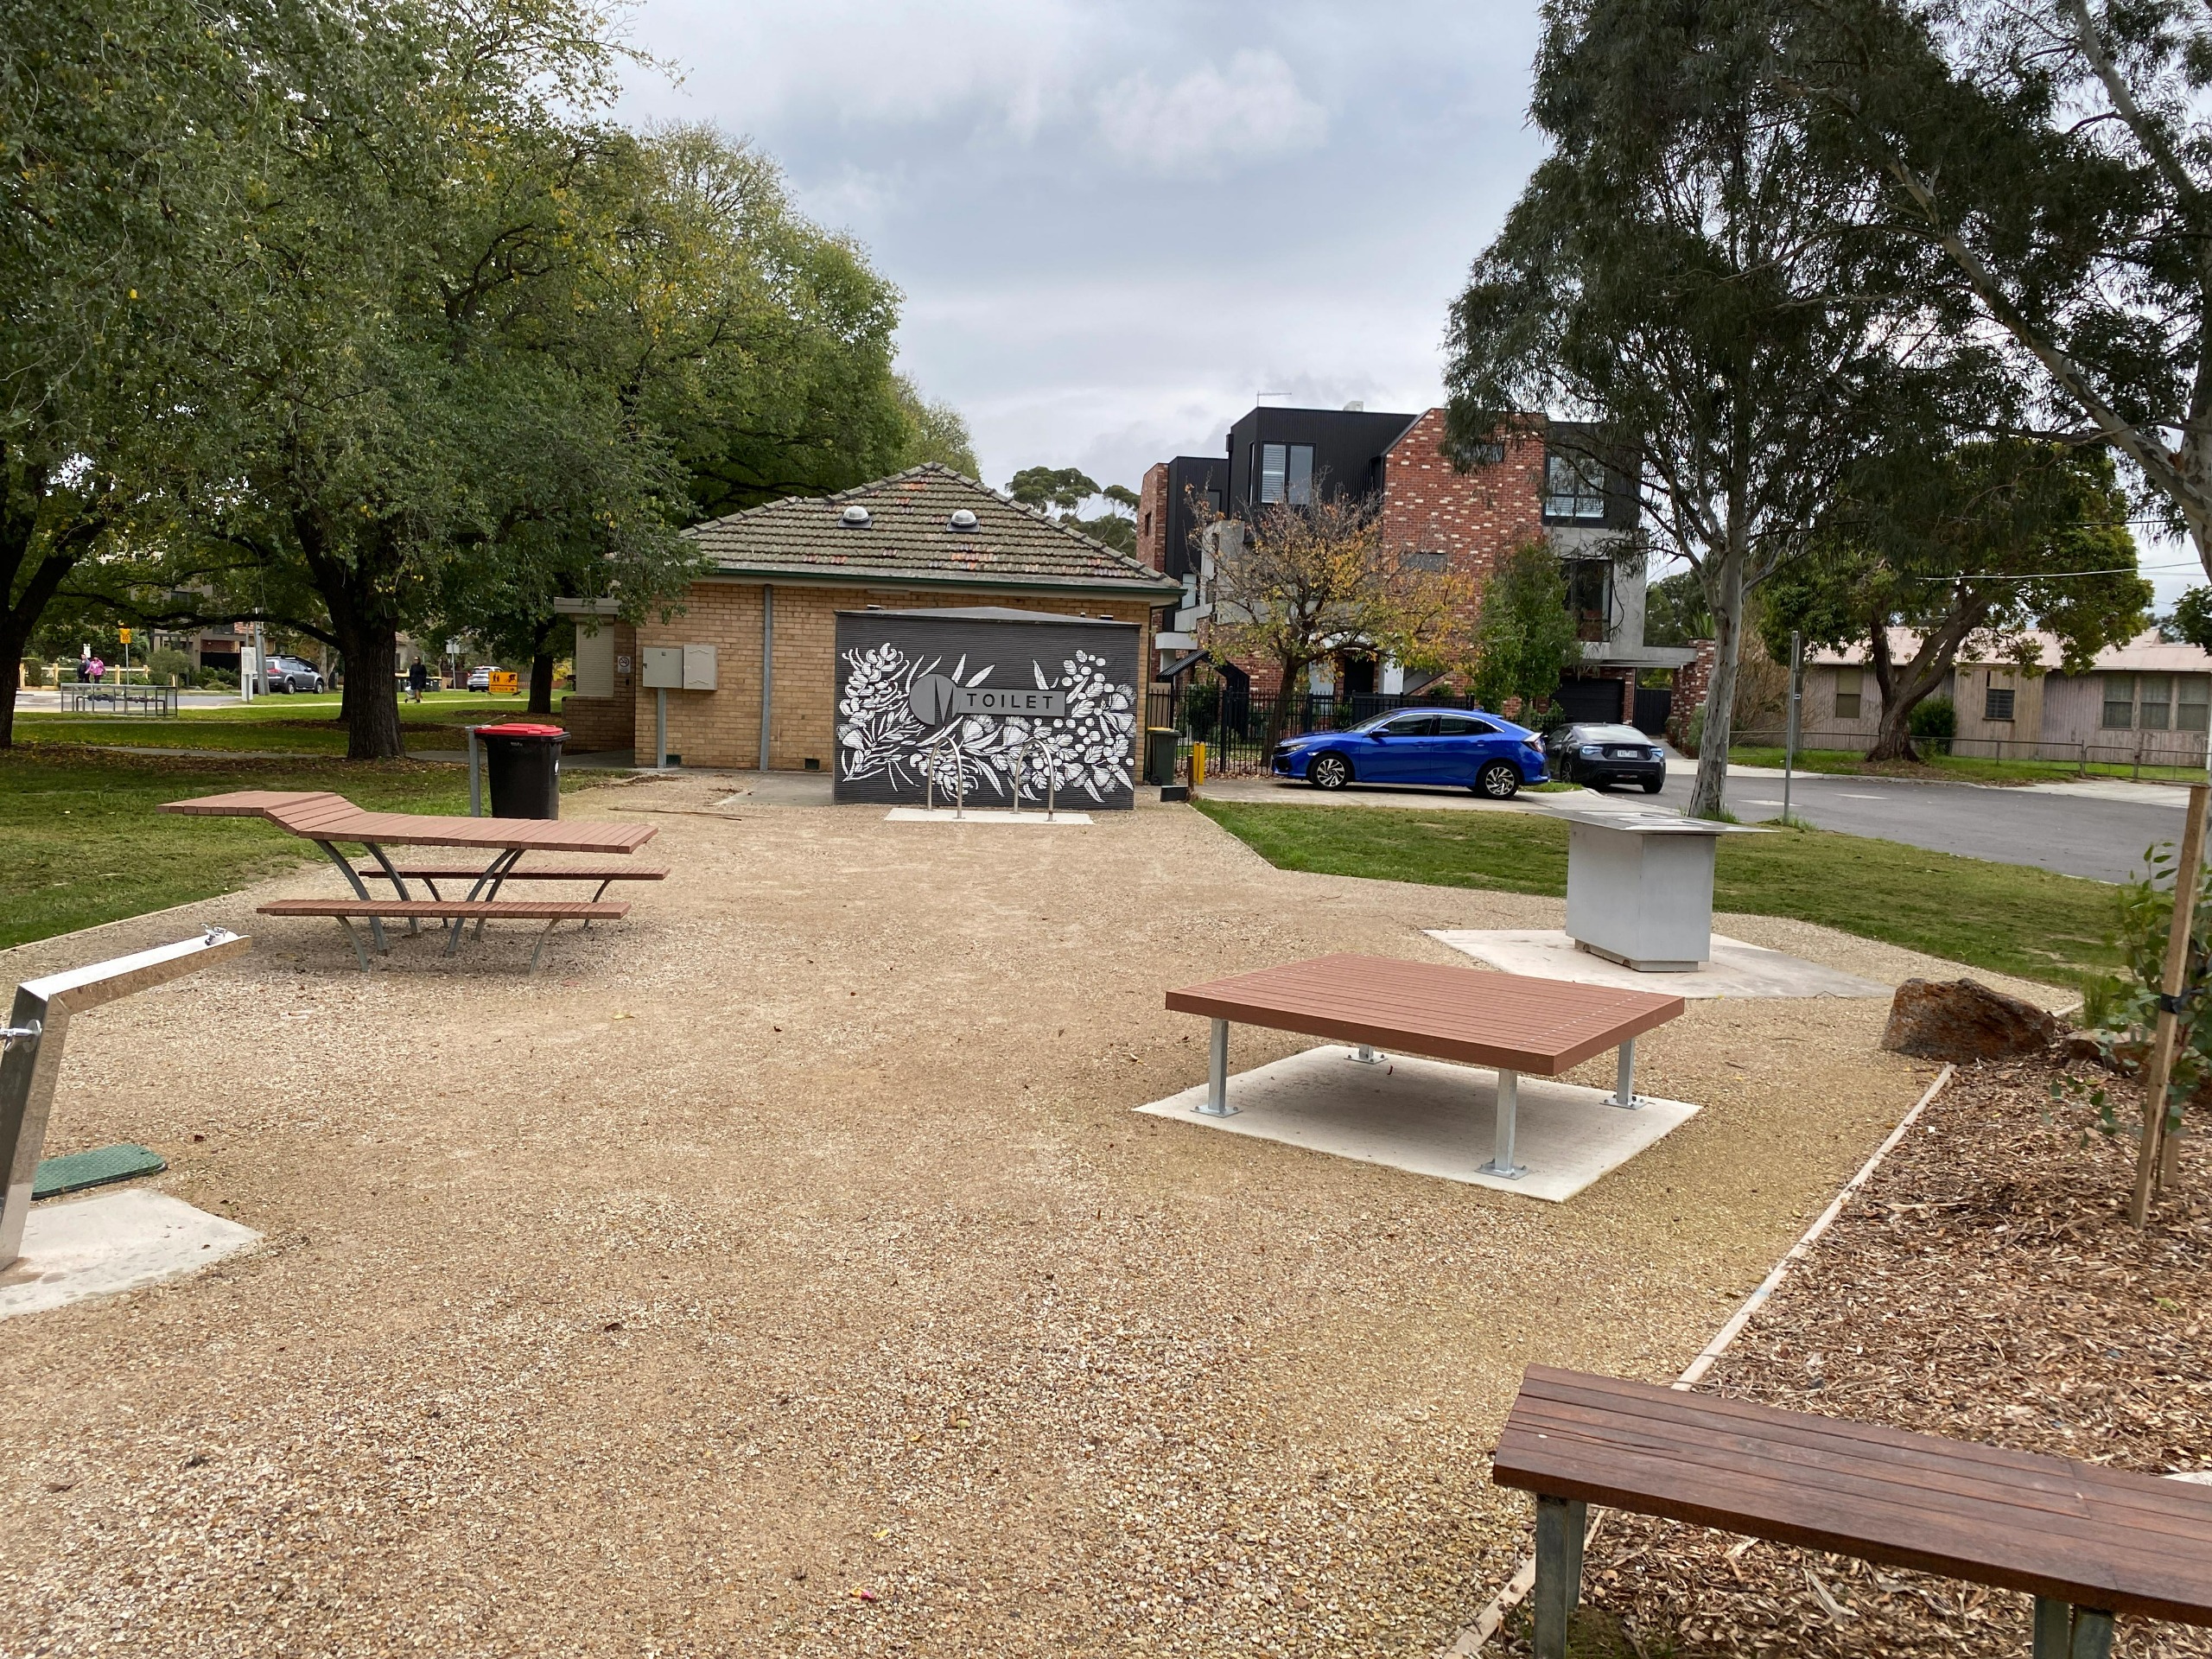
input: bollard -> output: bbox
[0,929,251,1268]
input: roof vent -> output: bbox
[840,504,872,528]
[948,508,978,531]
[1344,400,1364,411]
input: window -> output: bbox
[1544,453,1608,519]
[1984,677,2015,722]
[2140,672,2172,730]
[1834,666,1863,721]
[1564,559,1611,640]
[1257,442,1315,505]
[1437,715,1497,735]
[1461,439,1507,467]
[2181,677,2210,733]
[1402,548,1447,572]
[2102,674,2135,728]
[1381,713,1437,736]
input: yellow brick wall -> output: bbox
[636,582,1155,770]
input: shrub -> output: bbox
[147,648,194,685]
[1910,696,1955,756]
[196,666,238,690]
[1680,702,1706,758]
[19,659,47,688]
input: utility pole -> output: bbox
[1783,631,1802,825]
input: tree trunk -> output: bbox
[1864,601,1986,762]
[1687,543,1746,819]
[528,652,555,715]
[0,467,92,751]
[334,612,404,759]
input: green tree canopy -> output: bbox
[1469,543,1584,715]
[1445,0,1976,817]
[1763,442,2147,760]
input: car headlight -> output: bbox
[1578,744,1601,757]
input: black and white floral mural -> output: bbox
[833,608,1141,809]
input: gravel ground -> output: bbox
[0,775,2042,1656]
[1491,1059,2212,1658]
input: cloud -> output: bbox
[1094,49,1327,174]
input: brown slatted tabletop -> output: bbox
[1166,954,1682,1074]
[1163,955,1686,1179]
[162,791,658,855]
[1495,1366,2212,1628]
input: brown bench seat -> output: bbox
[258,898,630,972]
[1493,1365,2212,1658]
[351,864,669,902]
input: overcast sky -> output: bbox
[613,0,1544,497]
[613,2,2205,607]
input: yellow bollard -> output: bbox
[1191,741,1207,791]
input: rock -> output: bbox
[1880,977,2056,1061]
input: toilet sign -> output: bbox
[908,675,1065,723]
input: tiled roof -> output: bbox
[1811,626,2212,674]
[681,464,1181,598]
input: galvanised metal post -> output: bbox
[0,929,251,1268]
[1783,630,1802,825]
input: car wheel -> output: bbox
[1309,752,1352,791]
[1642,777,1664,794]
[1477,760,1521,800]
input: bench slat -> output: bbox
[1495,1367,2212,1623]
[259,899,628,919]
[1166,954,1682,1074]
[1516,1376,2212,1535]
[351,866,668,882]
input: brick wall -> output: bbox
[636,582,1154,771]
[1378,410,1545,588]
[558,622,637,752]
[1138,463,1170,575]
[1671,639,1719,745]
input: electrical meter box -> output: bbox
[640,646,684,690]
[683,644,717,690]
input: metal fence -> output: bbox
[59,683,180,716]
[1732,725,2211,781]
[1147,684,1507,778]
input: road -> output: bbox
[1197,766,2191,884]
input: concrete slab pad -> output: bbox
[883,807,1094,825]
[0,1189,260,1319]
[1426,928,1890,1000]
[1135,1046,1698,1202]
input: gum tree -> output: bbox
[1446,0,1967,816]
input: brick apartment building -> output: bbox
[557,464,1180,768]
[1137,404,1691,722]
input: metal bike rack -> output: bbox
[0,928,251,1269]
[1007,729,1064,822]
[922,732,965,817]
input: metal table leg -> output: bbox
[1349,1043,1384,1065]
[2034,1599,2113,1659]
[1530,1493,1586,1659]
[363,842,417,934]
[1612,1037,1644,1109]
[314,839,386,955]
[1197,1018,1237,1116]
[1482,1067,1525,1179]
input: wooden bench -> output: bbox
[258,899,629,972]
[1164,955,1683,1179]
[1493,1366,2212,1658]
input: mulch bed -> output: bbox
[1494,1058,2212,1658]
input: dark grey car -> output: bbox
[1545,722,1668,791]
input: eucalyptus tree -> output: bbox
[1788,0,2212,582]
[1446,0,1970,816]
[0,0,246,747]
[1761,441,2146,760]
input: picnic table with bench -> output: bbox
[160,791,662,970]
[1494,1365,2212,1658]
[1164,954,1683,1180]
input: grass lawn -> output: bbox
[1729,743,2204,787]
[12,690,543,757]
[1194,798,2122,987]
[1,745,609,951]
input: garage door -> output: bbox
[1552,677,1627,724]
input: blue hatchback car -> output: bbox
[1271,707,1549,798]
